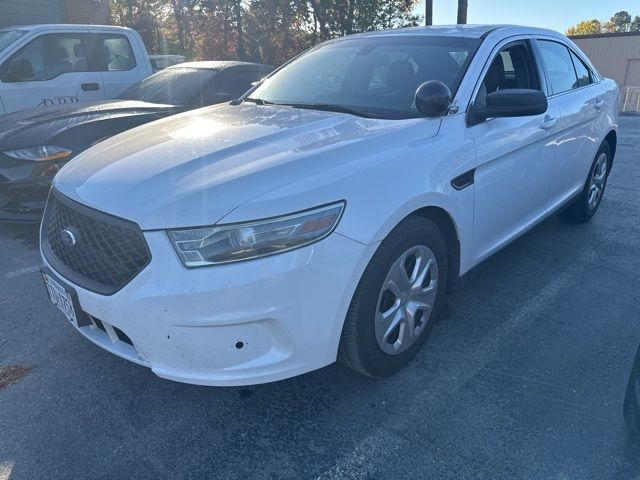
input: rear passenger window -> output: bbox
[570,51,593,88]
[94,34,136,71]
[538,40,578,95]
[0,33,89,82]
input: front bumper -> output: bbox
[0,153,66,222]
[42,230,375,386]
[0,177,52,222]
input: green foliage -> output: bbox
[109,0,420,66]
[567,10,640,36]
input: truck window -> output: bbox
[93,34,137,72]
[0,30,27,55]
[0,33,90,83]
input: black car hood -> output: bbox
[0,100,180,150]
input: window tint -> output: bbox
[476,42,540,107]
[252,36,480,119]
[94,34,136,71]
[0,30,26,55]
[538,40,578,95]
[118,67,217,105]
[0,33,89,82]
[570,51,593,88]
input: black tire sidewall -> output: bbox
[583,142,611,217]
[348,217,447,377]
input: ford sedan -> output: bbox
[40,25,618,386]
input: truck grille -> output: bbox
[41,190,151,295]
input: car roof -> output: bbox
[167,61,273,71]
[339,24,565,41]
[0,24,133,33]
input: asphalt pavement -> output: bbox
[1,117,640,480]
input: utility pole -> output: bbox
[425,0,433,26]
[457,0,468,24]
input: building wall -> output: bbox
[64,0,110,25]
[0,0,66,28]
[0,0,110,29]
[572,33,640,89]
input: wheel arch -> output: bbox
[408,206,461,294]
[604,129,617,173]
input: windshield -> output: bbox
[117,67,217,105]
[250,35,480,119]
[0,30,27,54]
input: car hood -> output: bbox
[54,104,440,230]
[0,100,178,150]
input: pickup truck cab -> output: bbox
[0,24,152,114]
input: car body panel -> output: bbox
[0,100,177,150]
[41,25,619,386]
[54,103,441,231]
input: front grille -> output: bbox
[42,189,151,295]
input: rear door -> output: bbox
[468,38,560,263]
[0,32,105,113]
[93,33,150,98]
[535,39,604,209]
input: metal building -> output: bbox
[0,0,110,29]
[571,32,640,112]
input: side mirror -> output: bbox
[415,80,452,117]
[470,89,548,124]
[5,58,34,82]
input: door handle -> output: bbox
[594,98,605,109]
[540,116,558,130]
[81,83,100,92]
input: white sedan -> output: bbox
[40,25,618,386]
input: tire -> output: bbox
[624,346,640,436]
[560,141,611,223]
[338,216,447,377]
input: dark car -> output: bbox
[0,60,273,221]
[624,344,640,435]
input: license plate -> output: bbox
[43,271,78,325]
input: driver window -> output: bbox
[476,41,541,107]
[0,33,89,83]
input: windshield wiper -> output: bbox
[238,98,383,119]
[276,102,383,119]
[241,97,274,105]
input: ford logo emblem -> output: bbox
[60,228,78,247]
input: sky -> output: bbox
[414,0,640,33]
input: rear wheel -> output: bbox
[560,141,611,223]
[339,216,447,377]
[624,346,640,435]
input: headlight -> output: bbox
[3,145,72,161]
[167,201,345,267]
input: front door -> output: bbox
[468,39,559,264]
[0,32,104,113]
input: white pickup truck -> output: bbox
[0,24,153,114]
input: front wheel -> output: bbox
[560,141,611,223]
[338,216,447,377]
